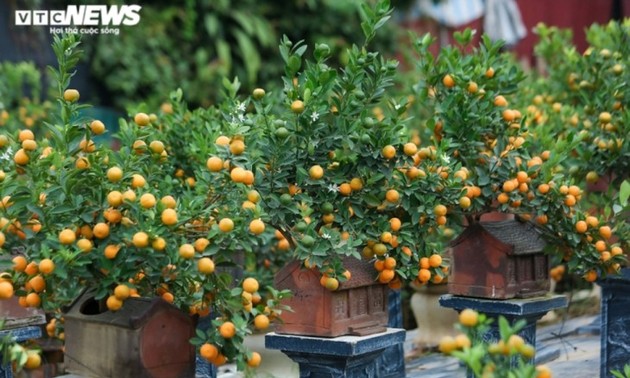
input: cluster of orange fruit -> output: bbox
[5,255,54,308]
[208,136,256,186]
[197,277,268,368]
[340,137,462,291]
[1,88,271,321]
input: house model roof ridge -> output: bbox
[479,219,546,255]
[274,256,378,290]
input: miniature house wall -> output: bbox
[275,256,389,337]
[448,219,549,299]
[64,291,196,378]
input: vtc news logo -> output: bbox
[15,5,141,26]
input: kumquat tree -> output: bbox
[408,28,625,281]
[244,0,463,292]
[0,34,291,372]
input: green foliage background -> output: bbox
[83,0,398,109]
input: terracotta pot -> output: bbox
[479,211,515,222]
[64,290,196,378]
[274,256,389,337]
[447,218,550,299]
[0,295,46,329]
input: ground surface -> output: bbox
[213,313,602,377]
[405,315,601,378]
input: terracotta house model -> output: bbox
[64,291,196,378]
[448,219,549,299]
[275,256,389,337]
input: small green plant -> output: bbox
[0,61,42,107]
[523,20,630,271]
[530,21,629,185]
[0,320,41,371]
[611,364,630,378]
[0,61,52,138]
[439,309,552,378]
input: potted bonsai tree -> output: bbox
[242,0,462,336]
[527,21,629,255]
[408,29,625,299]
[0,34,290,376]
[529,21,629,375]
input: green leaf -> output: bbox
[498,316,510,339]
[373,15,391,32]
[216,40,232,76]
[361,22,372,42]
[233,29,260,84]
[619,180,630,207]
[189,337,204,346]
[294,44,308,57]
[231,11,255,36]
[50,205,75,215]
[196,328,207,340]
[288,55,302,75]
[204,14,218,36]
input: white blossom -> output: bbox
[0,147,13,161]
[310,112,319,122]
[321,233,331,240]
[326,184,339,193]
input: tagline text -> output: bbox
[49,27,120,35]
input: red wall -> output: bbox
[514,0,622,65]
[398,0,629,64]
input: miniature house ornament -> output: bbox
[64,291,196,378]
[448,219,549,299]
[275,256,389,337]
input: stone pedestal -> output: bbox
[195,315,216,378]
[0,296,46,378]
[265,328,406,378]
[439,294,567,375]
[375,290,405,377]
[244,331,299,377]
[600,267,630,378]
[0,326,43,378]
